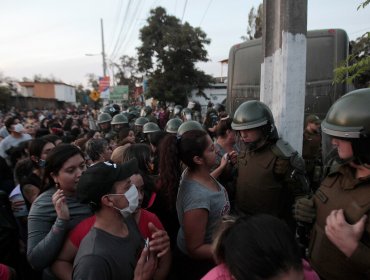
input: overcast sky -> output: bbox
[0,0,369,87]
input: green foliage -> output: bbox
[75,84,90,105]
[32,74,61,83]
[333,32,370,88]
[86,73,99,91]
[113,55,141,95]
[137,7,212,105]
[334,1,370,88]
[242,3,263,41]
[0,86,12,110]
[358,0,370,10]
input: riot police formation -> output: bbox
[294,88,370,279]
[231,100,308,229]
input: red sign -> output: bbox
[99,76,110,93]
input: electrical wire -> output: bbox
[199,0,214,27]
[107,0,125,52]
[181,0,188,23]
[117,0,146,57]
[109,0,133,59]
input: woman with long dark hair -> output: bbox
[158,129,230,279]
[27,144,92,278]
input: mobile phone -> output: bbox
[145,237,149,248]
[144,237,149,261]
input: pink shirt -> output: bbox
[201,260,320,280]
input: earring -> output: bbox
[55,182,60,189]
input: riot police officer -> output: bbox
[171,105,183,119]
[97,113,113,139]
[111,114,129,133]
[140,105,157,124]
[134,117,149,143]
[231,100,307,227]
[165,118,183,135]
[294,88,370,279]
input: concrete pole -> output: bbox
[101,18,107,77]
[260,0,307,153]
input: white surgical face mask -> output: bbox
[111,184,139,218]
[13,123,25,133]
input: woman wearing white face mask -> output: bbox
[70,159,166,280]
[51,172,171,280]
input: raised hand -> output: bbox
[52,189,70,220]
[325,209,367,257]
[148,222,170,258]
[134,246,158,280]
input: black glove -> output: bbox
[293,197,316,223]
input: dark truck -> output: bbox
[226,29,349,118]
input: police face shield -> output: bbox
[140,108,146,117]
[321,133,339,166]
[187,102,195,109]
[174,107,180,115]
[185,113,192,121]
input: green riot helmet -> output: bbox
[174,105,183,116]
[101,105,119,117]
[97,113,112,124]
[134,117,149,127]
[322,88,370,164]
[140,106,153,117]
[181,108,193,121]
[143,122,161,134]
[231,100,277,139]
[165,118,183,134]
[111,114,128,125]
[177,120,204,136]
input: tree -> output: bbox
[137,7,212,105]
[114,55,142,96]
[86,73,99,91]
[241,3,263,41]
[333,1,370,88]
[0,85,11,111]
[32,74,61,83]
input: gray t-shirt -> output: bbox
[27,187,92,272]
[176,175,230,255]
[0,133,32,159]
[72,216,144,280]
[0,126,9,139]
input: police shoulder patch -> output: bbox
[271,139,296,159]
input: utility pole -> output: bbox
[260,0,307,153]
[101,18,107,77]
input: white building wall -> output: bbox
[190,83,227,114]
[55,84,76,103]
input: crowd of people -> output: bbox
[0,88,369,280]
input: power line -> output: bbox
[107,0,125,52]
[109,0,133,59]
[181,0,188,23]
[118,0,146,57]
[111,0,143,61]
[199,0,214,27]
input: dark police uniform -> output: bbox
[309,164,370,279]
[236,139,307,227]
